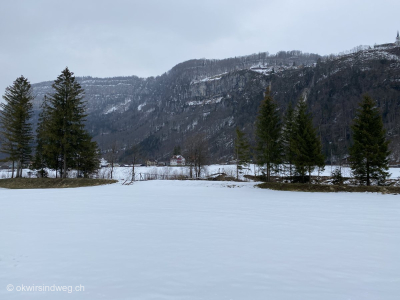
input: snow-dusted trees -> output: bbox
[0,76,34,177]
[349,95,390,186]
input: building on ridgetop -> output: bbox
[374,31,400,48]
[170,155,185,166]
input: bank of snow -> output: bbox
[1,180,399,300]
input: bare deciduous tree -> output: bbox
[106,140,118,179]
[184,133,208,179]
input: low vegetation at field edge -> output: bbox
[257,182,400,194]
[0,178,117,189]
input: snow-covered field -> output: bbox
[1,180,400,299]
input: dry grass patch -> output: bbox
[257,182,400,194]
[0,178,117,189]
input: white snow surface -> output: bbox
[1,164,400,182]
[1,180,400,300]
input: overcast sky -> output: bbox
[1,0,399,94]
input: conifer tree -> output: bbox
[255,87,282,182]
[234,128,251,180]
[281,102,296,181]
[349,95,390,186]
[40,67,99,178]
[0,76,34,177]
[33,96,51,177]
[292,98,324,183]
[75,132,100,178]
[173,146,181,155]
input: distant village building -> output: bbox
[146,160,157,167]
[0,162,12,169]
[170,155,185,166]
[100,158,109,168]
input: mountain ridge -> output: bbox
[28,45,400,164]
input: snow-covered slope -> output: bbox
[1,180,400,299]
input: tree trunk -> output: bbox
[236,149,239,180]
[19,161,23,177]
[131,164,135,181]
[63,152,67,178]
[131,157,135,181]
[11,161,15,178]
[59,156,62,178]
[20,159,23,177]
[16,162,20,178]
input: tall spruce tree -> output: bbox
[234,128,251,180]
[349,95,390,186]
[33,96,50,177]
[75,132,100,178]
[0,76,34,177]
[39,67,99,178]
[281,102,296,180]
[292,98,324,183]
[255,87,282,182]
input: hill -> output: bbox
[29,46,400,163]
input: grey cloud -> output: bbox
[1,0,399,96]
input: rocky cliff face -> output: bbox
[30,47,400,163]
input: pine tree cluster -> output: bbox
[253,88,324,183]
[236,88,390,186]
[0,68,99,178]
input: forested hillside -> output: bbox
[27,47,400,163]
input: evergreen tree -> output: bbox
[349,95,390,186]
[234,128,251,180]
[33,96,51,177]
[281,102,296,180]
[0,76,34,178]
[173,145,181,155]
[75,132,100,178]
[40,67,99,178]
[255,87,282,182]
[292,98,324,183]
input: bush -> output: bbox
[331,167,343,185]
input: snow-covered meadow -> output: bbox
[1,180,400,300]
